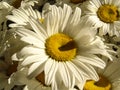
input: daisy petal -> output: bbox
[28,61,46,76]
[44,58,58,85]
[21,54,48,66]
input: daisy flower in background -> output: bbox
[6,4,45,28]
[94,32,120,61]
[0,24,30,90]
[8,3,114,90]
[0,1,13,30]
[0,0,38,33]
[56,0,87,8]
[81,0,120,36]
[0,29,31,90]
[83,59,120,90]
[19,0,38,8]
[2,0,38,8]
[0,56,25,90]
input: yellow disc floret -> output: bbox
[97,4,119,23]
[84,75,111,90]
[70,0,86,4]
[45,33,77,61]
[39,18,44,24]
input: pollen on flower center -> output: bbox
[84,75,111,90]
[45,33,77,61]
[39,18,44,24]
[70,0,86,4]
[97,4,119,23]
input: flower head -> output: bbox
[81,0,120,36]
[10,4,112,90]
[6,4,45,28]
[83,60,120,90]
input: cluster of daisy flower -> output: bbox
[1,0,120,90]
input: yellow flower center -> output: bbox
[97,4,119,23]
[45,33,77,61]
[70,0,86,4]
[7,61,18,76]
[39,18,44,24]
[84,75,112,90]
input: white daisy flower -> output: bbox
[81,0,120,36]
[83,60,120,90]
[2,0,38,8]
[12,4,112,90]
[20,0,38,8]
[6,5,45,28]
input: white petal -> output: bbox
[17,46,44,58]
[58,62,75,88]
[44,58,58,85]
[12,9,29,22]
[7,16,26,25]
[59,4,72,32]
[66,61,84,83]
[29,16,47,38]
[77,55,106,69]
[21,36,45,48]
[73,59,99,81]
[51,78,58,90]
[16,28,45,42]
[64,7,81,35]
[91,0,101,8]
[45,14,53,36]
[28,61,46,76]
[11,53,20,61]
[51,6,60,34]
[21,54,48,66]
